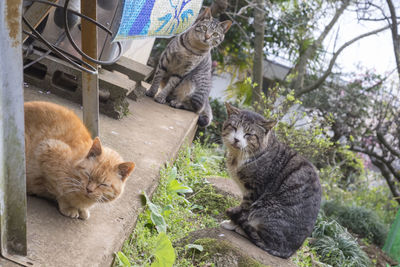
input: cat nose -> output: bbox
[86,187,93,193]
[205,34,211,40]
[234,138,239,143]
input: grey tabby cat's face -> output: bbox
[190,8,232,49]
[222,103,276,154]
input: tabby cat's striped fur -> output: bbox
[146,8,232,127]
[220,103,322,258]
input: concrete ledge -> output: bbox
[3,87,198,267]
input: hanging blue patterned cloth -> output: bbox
[113,0,204,41]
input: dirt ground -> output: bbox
[359,240,398,267]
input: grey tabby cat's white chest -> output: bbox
[226,153,248,196]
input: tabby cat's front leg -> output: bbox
[154,76,181,104]
[146,67,165,97]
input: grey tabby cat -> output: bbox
[220,103,322,258]
[145,8,232,127]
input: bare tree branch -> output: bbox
[290,0,351,92]
[296,24,393,96]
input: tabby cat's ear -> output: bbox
[87,137,102,158]
[198,7,212,21]
[225,102,240,116]
[220,20,232,33]
[118,162,135,181]
[260,120,277,131]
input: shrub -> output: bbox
[195,98,228,145]
[322,201,388,247]
[311,213,371,267]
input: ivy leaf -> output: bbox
[142,191,167,233]
[116,251,131,267]
[167,167,178,183]
[167,179,193,194]
[151,233,176,267]
[186,244,203,252]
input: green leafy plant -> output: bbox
[115,251,131,267]
[116,142,229,267]
[151,233,176,267]
[322,201,389,247]
[311,213,371,267]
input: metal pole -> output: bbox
[0,0,30,265]
[81,0,99,138]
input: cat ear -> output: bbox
[225,102,240,116]
[220,20,232,33]
[118,162,135,181]
[198,7,212,21]
[260,120,277,131]
[87,137,102,158]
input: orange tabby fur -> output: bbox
[24,101,135,220]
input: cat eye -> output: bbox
[244,133,253,138]
[212,32,219,37]
[228,125,237,131]
[201,25,207,31]
[100,183,110,187]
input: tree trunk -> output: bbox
[252,0,265,112]
[386,0,400,81]
[371,158,400,205]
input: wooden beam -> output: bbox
[81,0,99,138]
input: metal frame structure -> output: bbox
[0,0,29,265]
[0,0,100,265]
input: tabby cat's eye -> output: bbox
[202,25,207,31]
[212,32,219,37]
[229,125,237,131]
[100,183,109,187]
[244,133,252,138]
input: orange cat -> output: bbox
[24,101,135,220]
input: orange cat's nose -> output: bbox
[86,187,93,193]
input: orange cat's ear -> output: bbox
[118,162,135,181]
[87,137,102,158]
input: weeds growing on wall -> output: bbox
[114,142,237,267]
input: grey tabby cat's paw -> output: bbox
[169,100,184,109]
[79,209,90,220]
[154,95,167,104]
[59,207,80,219]
[234,226,248,238]
[145,89,156,97]
[220,220,237,231]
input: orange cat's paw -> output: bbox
[59,207,80,219]
[79,209,90,220]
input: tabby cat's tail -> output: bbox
[198,99,213,127]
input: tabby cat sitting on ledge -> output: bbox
[220,103,322,258]
[146,7,232,127]
[25,101,135,220]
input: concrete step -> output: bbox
[1,85,198,267]
[103,56,154,82]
